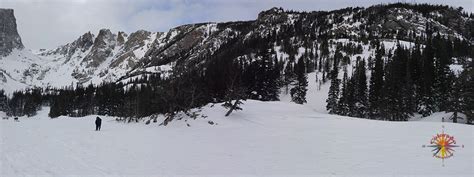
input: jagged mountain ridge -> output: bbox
[0,4,472,93]
[0,27,159,92]
[38,29,159,84]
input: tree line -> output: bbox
[326,32,473,124]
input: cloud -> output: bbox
[1,0,472,49]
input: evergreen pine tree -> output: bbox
[346,75,356,116]
[326,56,340,114]
[453,63,473,124]
[251,48,280,101]
[410,43,423,108]
[383,43,411,121]
[353,58,368,118]
[283,62,296,94]
[432,35,454,111]
[369,44,385,119]
[290,57,308,104]
[419,28,436,116]
[0,90,8,113]
[337,69,349,116]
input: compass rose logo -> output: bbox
[422,125,464,166]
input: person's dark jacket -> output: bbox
[95,117,102,126]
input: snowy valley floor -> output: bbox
[1,100,473,177]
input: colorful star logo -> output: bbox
[423,125,464,166]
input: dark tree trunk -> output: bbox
[225,99,240,117]
[452,112,457,123]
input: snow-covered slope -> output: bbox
[2,69,472,176]
[1,99,473,176]
[0,49,45,93]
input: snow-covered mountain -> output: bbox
[0,28,159,92]
[0,4,472,94]
[36,29,159,86]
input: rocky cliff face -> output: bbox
[82,29,116,68]
[0,9,23,57]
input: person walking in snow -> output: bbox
[95,117,102,131]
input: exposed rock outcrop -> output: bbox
[0,9,23,57]
[82,29,116,68]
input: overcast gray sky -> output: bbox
[1,0,472,49]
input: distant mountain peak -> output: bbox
[0,8,23,56]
